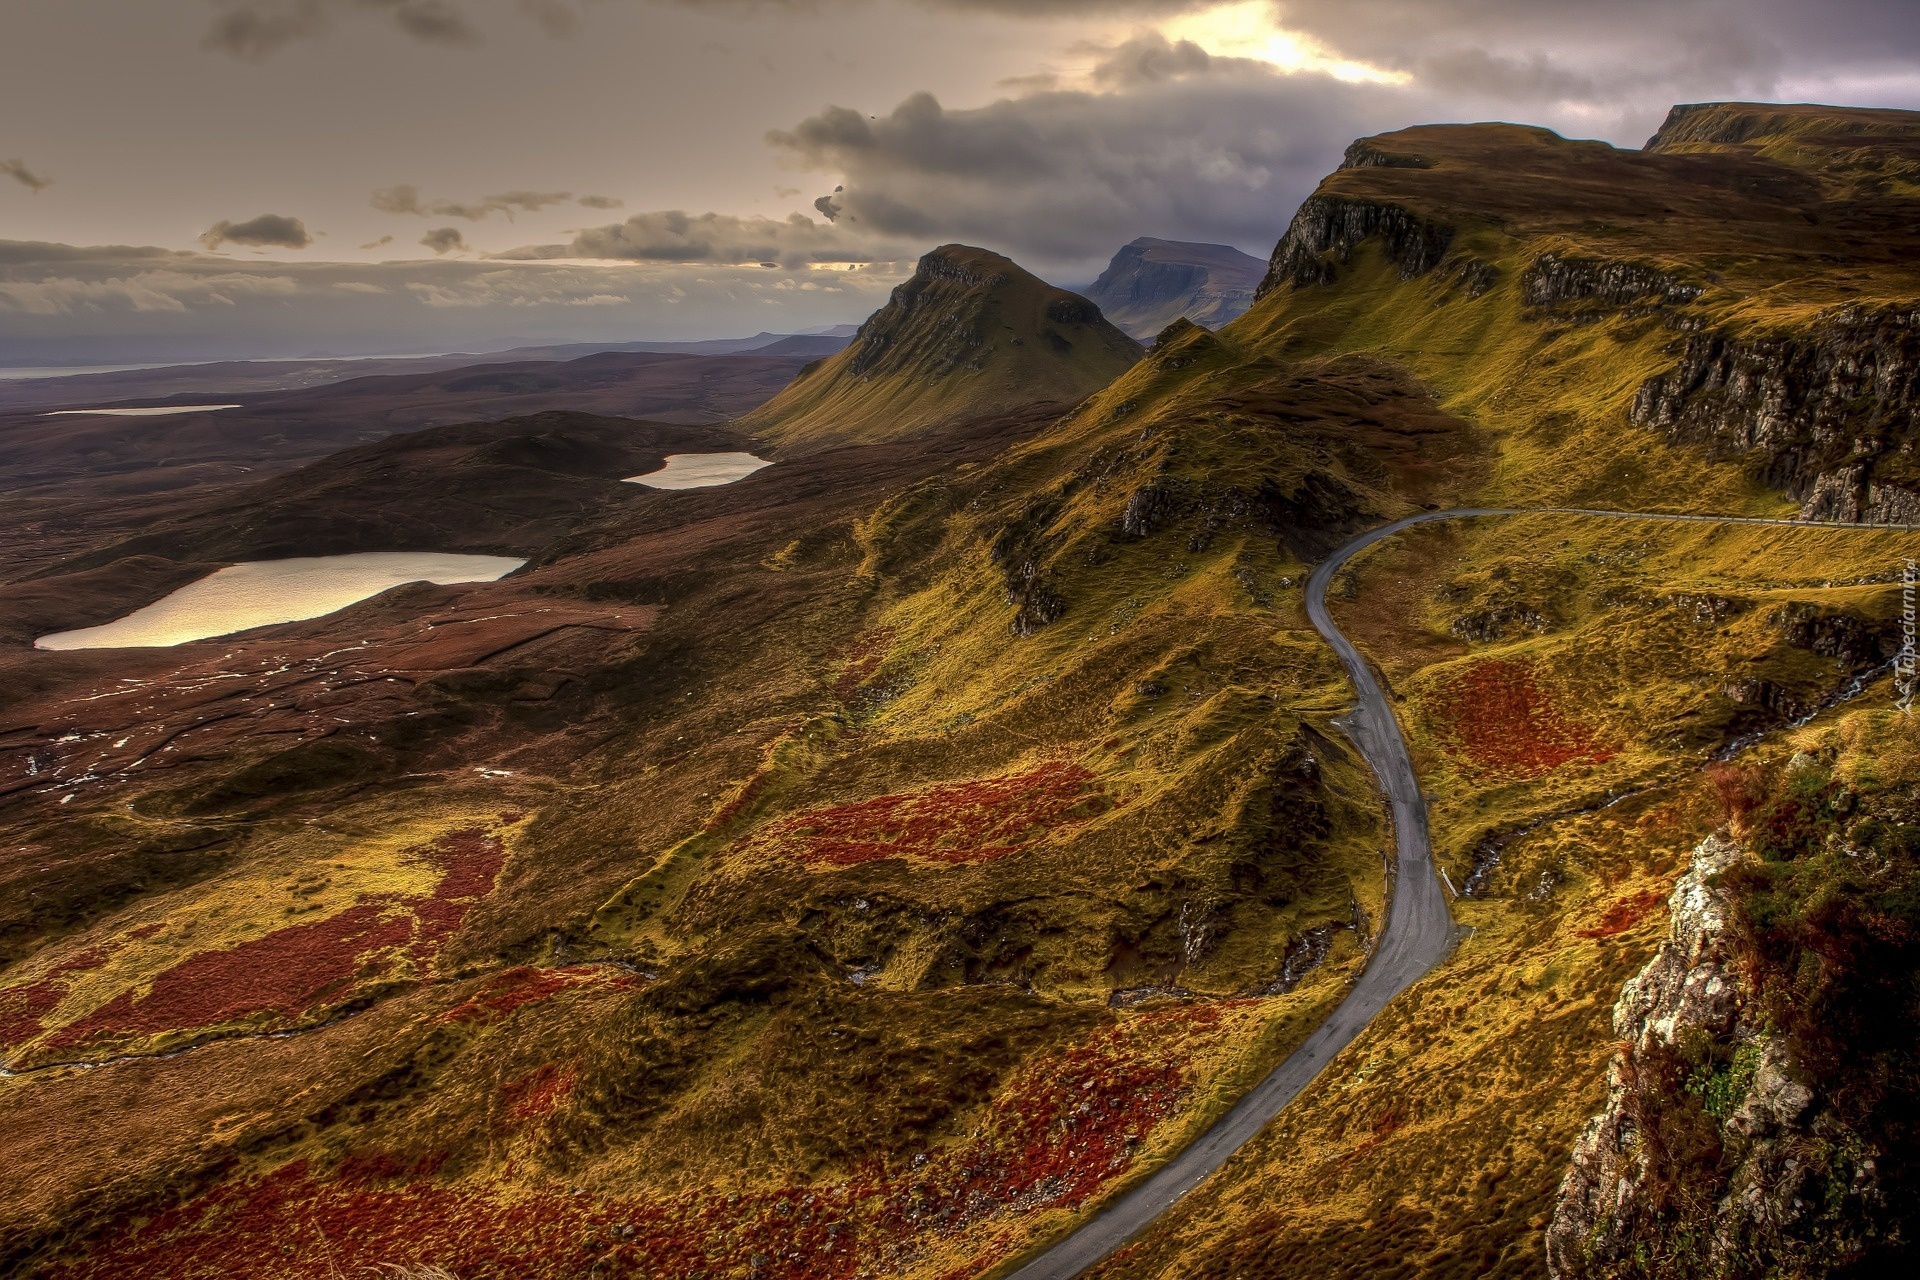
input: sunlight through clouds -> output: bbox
[1158,1,1409,83]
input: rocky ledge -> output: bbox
[1522,252,1704,312]
[1629,303,1920,522]
[1256,194,1455,297]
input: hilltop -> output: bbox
[4,101,1920,1280]
[1080,237,1265,338]
[740,244,1143,451]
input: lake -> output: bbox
[45,405,242,417]
[34,552,525,650]
[625,452,771,489]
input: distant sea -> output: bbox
[0,363,184,381]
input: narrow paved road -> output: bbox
[996,506,1918,1280]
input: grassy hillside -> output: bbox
[741,245,1144,452]
[4,102,1918,1280]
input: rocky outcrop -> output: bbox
[1629,304,1920,521]
[1548,834,1882,1279]
[1256,195,1455,297]
[1522,252,1704,311]
[1769,601,1899,667]
[1339,139,1433,171]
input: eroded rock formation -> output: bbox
[1257,195,1455,295]
[1548,833,1882,1278]
[1630,305,1920,521]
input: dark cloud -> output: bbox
[198,1,1213,58]
[576,194,626,210]
[509,208,897,267]
[200,213,315,250]
[372,184,576,220]
[360,234,397,249]
[1086,32,1267,90]
[203,0,479,59]
[1272,0,1920,111]
[766,68,1411,271]
[2,159,53,193]
[492,189,575,213]
[420,226,470,254]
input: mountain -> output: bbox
[1079,237,1265,338]
[7,103,1920,1280]
[1063,101,1920,1278]
[739,244,1144,450]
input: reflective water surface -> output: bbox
[35,552,525,650]
[625,452,771,489]
[45,405,242,417]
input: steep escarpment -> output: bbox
[1630,305,1920,521]
[1219,105,1920,520]
[741,244,1143,451]
[1256,193,1455,296]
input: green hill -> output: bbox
[740,244,1144,451]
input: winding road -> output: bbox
[998,506,1918,1280]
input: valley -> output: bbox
[3,100,1919,1280]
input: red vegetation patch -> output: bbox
[503,1064,577,1121]
[742,760,1104,867]
[438,965,635,1025]
[43,829,506,1053]
[834,626,897,702]
[0,946,110,1053]
[1576,889,1668,939]
[49,1003,1243,1280]
[1430,659,1616,778]
[333,1149,449,1187]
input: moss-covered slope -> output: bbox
[742,244,1144,452]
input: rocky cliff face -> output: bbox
[1255,194,1455,297]
[1630,304,1920,521]
[1522,252,1704,312]
[1548,833,1883,1279]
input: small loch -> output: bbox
[625,452,771,490]
[34,552,525,650]
[45,405,243,417]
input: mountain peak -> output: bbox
[742,244,1143,450]
[1081,238,1265,339]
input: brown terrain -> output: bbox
[2,101,1919,1280]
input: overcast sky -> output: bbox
[5,0,1919,363]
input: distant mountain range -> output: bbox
[1078,237,1265,339]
